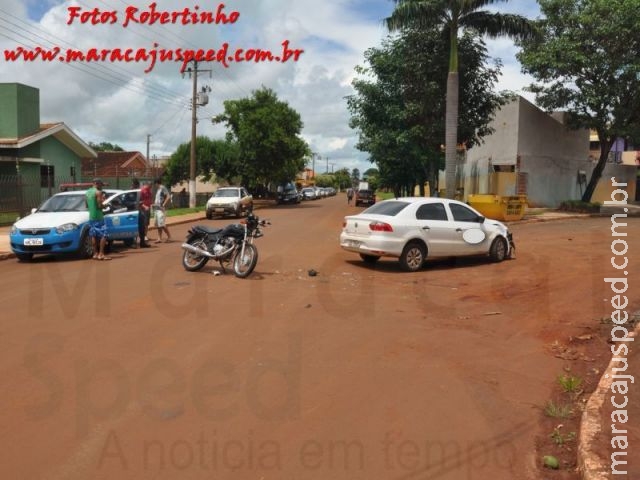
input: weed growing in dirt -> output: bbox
[600,312,640,328]
[544,400,573,419]
[557,374,583,393]
[550,426,576,446]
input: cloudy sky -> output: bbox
[0,0,541,175]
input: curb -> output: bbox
[578,321,640,479]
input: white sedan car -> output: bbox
[340,197,515,272]
[205,186,253,219]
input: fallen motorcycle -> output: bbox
[181,209,270,278]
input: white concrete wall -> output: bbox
[466,97,593,207]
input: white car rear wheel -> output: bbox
[399,242,425,272]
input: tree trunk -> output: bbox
[582,137,614,202]
[445,71,459,199]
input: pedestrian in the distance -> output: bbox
[153,178,172,243]
[347,188,354,205]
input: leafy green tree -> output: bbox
[385,0,534,198]
[314,174,335,188]
[351,168,361,186]
[164,137,241,186]
[333,168,352,190]
[89,141,124,152]
[363,168,379,178]
[213,87,310,189]
[363,168,380,191]
[348,24,508,196]
[517,0,640,201]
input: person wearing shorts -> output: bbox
[86,178,110,260]
[153,178,172,243]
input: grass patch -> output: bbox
[557,374,583,394]
[558,200,601,213]
[0,212,20,226]
[166,207,203,217]
[376,191,396,201]
[543,400,573,418]
[550,427,576,446]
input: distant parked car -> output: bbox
[206,187,253,219]
[355,189,376,207]
[276,183,301,205]
[10,189,139,262]
[340,197,515,272]
[301,187,316,200]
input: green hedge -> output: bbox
[558,200,601,213]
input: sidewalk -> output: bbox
[579,321,640,479]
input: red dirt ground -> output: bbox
[0,195,637,480]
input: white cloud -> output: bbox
[0,0,539,174]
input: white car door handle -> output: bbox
[422,226,430,230]
[456,228,463,232]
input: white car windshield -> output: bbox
[38,194,88,212]
[214,189,240,198]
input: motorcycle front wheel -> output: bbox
[233,244,258,278]
[182,238,209,272]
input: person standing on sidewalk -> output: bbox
[153,178,172,243]
[86,178,110,260]
[138,180,153,248]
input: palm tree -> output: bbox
[385,0,534,198]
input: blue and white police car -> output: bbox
[10,189,140,261]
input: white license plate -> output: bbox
[24,238,44,246]
[215,208,224,212]
[346,240,361,248]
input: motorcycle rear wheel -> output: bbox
[182,238,209,271]
[233,244,258,278]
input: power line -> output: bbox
[0,9,188,106]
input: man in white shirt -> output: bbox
[153,178,172,243]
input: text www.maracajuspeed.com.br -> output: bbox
[2,41,304,73]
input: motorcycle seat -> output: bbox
[194,225,223,234]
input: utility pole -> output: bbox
[184,61,212,208]
[146,134,151,177]
[326,156,329,174]
[189,62,198,208]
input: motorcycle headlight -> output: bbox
[55,223,79,234]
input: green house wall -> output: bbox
[0,83,40,138]
[40,135,81,182]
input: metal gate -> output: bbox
[0,174,73,225]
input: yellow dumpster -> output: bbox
[468,194,527,221]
